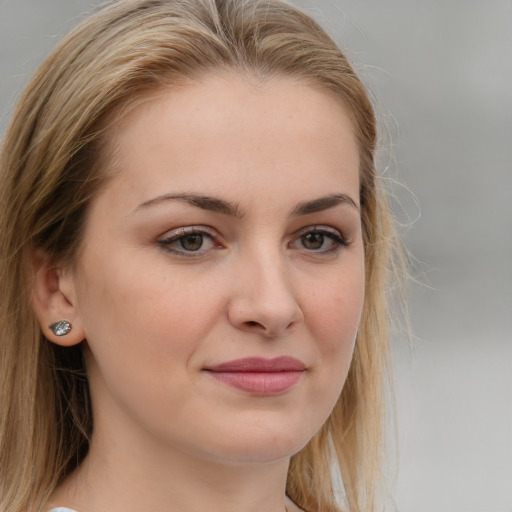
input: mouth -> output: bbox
[203,356,306,395]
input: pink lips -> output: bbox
[204,356,306,395]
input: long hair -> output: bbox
[0,1,404,510]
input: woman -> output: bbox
[0,1,404,511]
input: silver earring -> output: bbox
[49,320,72,336]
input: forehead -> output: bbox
[97,72,360,212]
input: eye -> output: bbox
[158,227,219,256]
[301,232,327,250]
[178,233,207,251]
[291,227,347,254]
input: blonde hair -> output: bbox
[0,1,403,511]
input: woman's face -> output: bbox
[65,73,364,465]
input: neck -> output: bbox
[50,422,293,512]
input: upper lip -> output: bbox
[204,356,306,372]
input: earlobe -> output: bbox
[31,250,85,347]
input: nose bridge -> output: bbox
[250,245,293,302]
[229,241,303,336]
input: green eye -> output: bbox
[301,232,325,250]
[179,234,204,251]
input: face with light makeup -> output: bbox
[51,73,365,465]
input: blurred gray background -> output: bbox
[1,1,511,510]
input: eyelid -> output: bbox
[293,225,347,243]
[159,225,216,238]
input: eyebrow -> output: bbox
[291,193,359,216]
[134,192,359,217]
[135,193,244,218]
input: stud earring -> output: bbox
[49,320,72,336]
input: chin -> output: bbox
[198,419,317,466]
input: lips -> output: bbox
[204,356,306,395]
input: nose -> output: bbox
[227,252,304,338]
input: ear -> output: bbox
[31,250,86,347]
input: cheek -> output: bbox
[76,252,224,365]
[75,254,224,425]
[294,260,364,440]
[304,263,365,357]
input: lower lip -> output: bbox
[207,371,304,394]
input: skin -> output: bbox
[38,73,365,512]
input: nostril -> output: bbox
[245,321,263,328]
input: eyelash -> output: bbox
[157,225,348,257]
